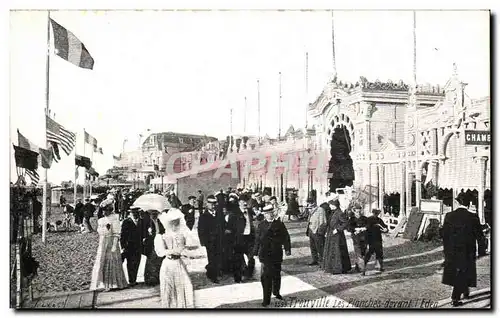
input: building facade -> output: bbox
[307,66,490,222]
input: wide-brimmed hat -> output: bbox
[328,199,340,207]
[158,208,186,230]
[262,204,274,213]
[207,195,217,203]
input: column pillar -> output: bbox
[430,159,438,186]
[400,162,406,216]
[365,117,372,213]
[367,162,372,213]
[406,167,414,213]
[477,156,488,224]
[378,164,385,212]
[415,159,422,207]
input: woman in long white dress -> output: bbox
[90,203,128,291]
[155,208,195,308]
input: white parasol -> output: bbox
[132,193,172,212]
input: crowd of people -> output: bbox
[54,184,489,308]
[81,187,296,308]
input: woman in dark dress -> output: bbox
[143,210,165,286]
[322,199,351,274]
[285,193,300,221]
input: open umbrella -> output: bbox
[133,193,172,212]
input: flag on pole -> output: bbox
[75,155,92,169]
[50,142,61,162]
[26,169,40,186]
[46,116,76,156]
[84,130,98,152]
[18,129,53,169]
[50,18,94,70]
[13,145,40,185]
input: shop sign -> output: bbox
[465,130,490,145]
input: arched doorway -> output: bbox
[327,121,355,192]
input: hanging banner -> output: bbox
[465,130,490,145]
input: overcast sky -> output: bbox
[9,10,489,184]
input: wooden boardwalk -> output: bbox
[21,290,97,309]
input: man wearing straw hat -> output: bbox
[198,195,224,284]
[253,204,291,307]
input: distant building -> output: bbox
[112,132,218,185]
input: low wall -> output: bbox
[176,165,241,203]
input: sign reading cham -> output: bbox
[464,130,490,145]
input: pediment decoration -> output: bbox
[378,138,402,151]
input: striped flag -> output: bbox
[17,129,53,169]
[84,130,98,152]
[13,145,40,185]
[50,18,94,70]
[46,116,76,156]
[26,169,40,186]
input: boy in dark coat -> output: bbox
[253,205,291,307]
[362,209,388,275]
[347,204,368,272]
[442,194,486,307]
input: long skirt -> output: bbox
[159,257,195,308]
[322,232,352,274]
[90,236,128,290]
[144,251,164,286]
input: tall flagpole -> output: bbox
[305,52,309,128]
[243,96,247,135]
[230,108,233,135]
[331,10,337,80]
[42,11,51,244]
[90,147,94,196]
[257,79,261,143]
[73,133,77,204]
[278,72,282,140]
[412,11,422,207]
[83,128,87,199]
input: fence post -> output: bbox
[15,206,23,308]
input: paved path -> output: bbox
[93,220,490,309]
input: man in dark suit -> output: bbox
[248,192,265,221]
[253,205,291,307]
[198,195,224,283]
[83,198,95,232]
[226,195,256,283]
[197,190,204,213]
[181,196,197,230]
[216,189,227,210]
[442,194,486,307]
[120,207,143,286]
[73,198,84,226]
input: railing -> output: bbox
[382,215,400,231]
[10,186,38,308]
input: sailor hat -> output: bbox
[262,204,274,213]
[207,195,217,203]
